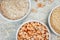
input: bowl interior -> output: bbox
[16,20,51,40]
[48,5,60,36]
[0,0,31,22]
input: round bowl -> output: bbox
[48,5,60,36]
[16,20,51,40]
[0,0,31,22]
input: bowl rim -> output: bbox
[48,5,60,36]
[16,20,51,40]
[0,0,31,22]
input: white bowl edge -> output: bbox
[48,5,60,36]
[16,20,51,40]
[0,0,31,22]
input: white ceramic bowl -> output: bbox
[0,0,31,22]
[48,5,60,36]
[16,20,51,40]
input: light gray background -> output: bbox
[0,0,60,40]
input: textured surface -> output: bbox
[1,0,29,20]
[0,0,60,40]
[50,7,60,34]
